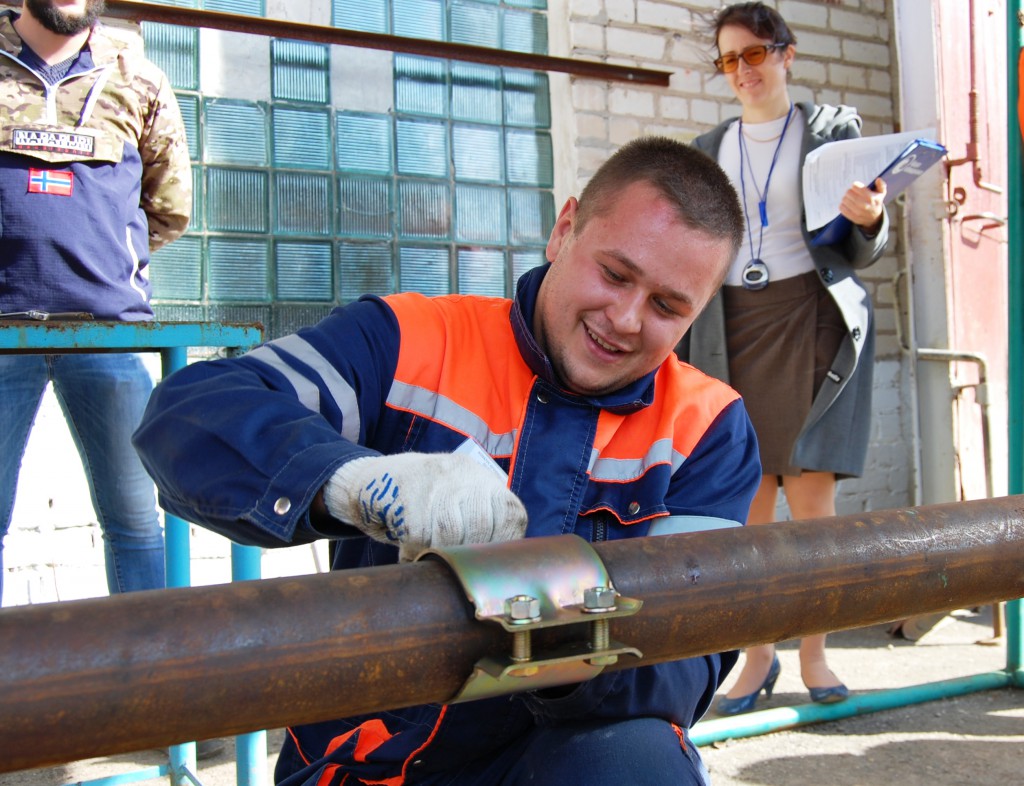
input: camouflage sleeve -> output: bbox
[137,64,192,252]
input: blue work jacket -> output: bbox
[134,264,762,785]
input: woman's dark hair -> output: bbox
[708,2,797,49]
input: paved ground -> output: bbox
[4,607,1021,786]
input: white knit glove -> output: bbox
[324,452,528,561]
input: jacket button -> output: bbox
[628,501,640,515]
[820,268,834,283]
[852,327,862,341]
[274,497,291,515]
[537,391,549,404]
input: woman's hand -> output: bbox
[839,177,887,235]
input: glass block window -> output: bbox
[339,242,393,299]
[393,0,446,41]
[503,7,548,54]
[399,246,450,296]
[176,94,201,161]
[395,56,448,117]
[452,63,503,123]
[204,100,268,166]
[459,247,506,297]
[271,40,330,104]
[334,0,388,33]
[339,177,394,238]
[145,1,199,9]
[149,236,203,300]
[450,1,499,48]
[273,107,331,170]
[208,238,270,301]
[204,0,263,14]
[336,114,393,174]
[275,172,332,235]
[147,0,553,340]
[276,241,334,300]
[141,23,199,90]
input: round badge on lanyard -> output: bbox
[737,104,794,292]
[741,258,769,290]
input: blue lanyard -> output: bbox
[737,103,794,263]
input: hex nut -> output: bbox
[505,595,540,622]
[583,586,618,612]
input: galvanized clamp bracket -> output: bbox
[420,534,642,704]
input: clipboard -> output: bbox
[809,138,947,247]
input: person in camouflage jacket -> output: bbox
[0,1,191,319]
[0,2,192,610]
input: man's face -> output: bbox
[534,180,733,397]
[25,0,105,37]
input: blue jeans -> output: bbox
[0,353,165,600]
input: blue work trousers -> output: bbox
[421,718,708,786]
[0,353,165,601]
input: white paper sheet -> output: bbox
[802,127,936,231]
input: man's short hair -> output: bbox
[575,136,744,262]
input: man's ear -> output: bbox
[545,196,578,262]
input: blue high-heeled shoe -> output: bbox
[715,655,781,716]
[809,682,849,704]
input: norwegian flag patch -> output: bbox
[28,169,74,196]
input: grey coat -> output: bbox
[685,102,889,478]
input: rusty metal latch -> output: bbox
[420,534,642,703]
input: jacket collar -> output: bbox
[0,11,122,67]
[510,263,656,415]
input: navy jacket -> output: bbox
[134,265,762,784]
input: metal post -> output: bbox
[161,346,199,785]
[1006,1,1024,678]
[232,543,267,786]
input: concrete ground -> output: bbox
[4,605,1020,786]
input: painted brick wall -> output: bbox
[556,0,913,517]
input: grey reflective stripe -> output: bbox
[388,379,516,457]
[247,345,321,413]
[588,438,684,482]
[647,516,743,535]
[262,334,362,443]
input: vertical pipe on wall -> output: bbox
[1005,2,1023,674]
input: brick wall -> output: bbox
[557,0,914,517]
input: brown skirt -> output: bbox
[722,270,845,477]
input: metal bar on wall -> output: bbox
[100,0,671,87]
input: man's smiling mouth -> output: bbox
[587,327,622,353]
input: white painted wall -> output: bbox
[1,356,328,607]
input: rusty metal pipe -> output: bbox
[98,0,671,87]
[3,496,1024,773]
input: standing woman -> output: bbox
[683,2,889,715]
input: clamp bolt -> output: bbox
[505,595,540,667]
[583,586,618,666]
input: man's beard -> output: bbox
[25,0,106,37]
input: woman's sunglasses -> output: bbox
[714,43,787,74]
